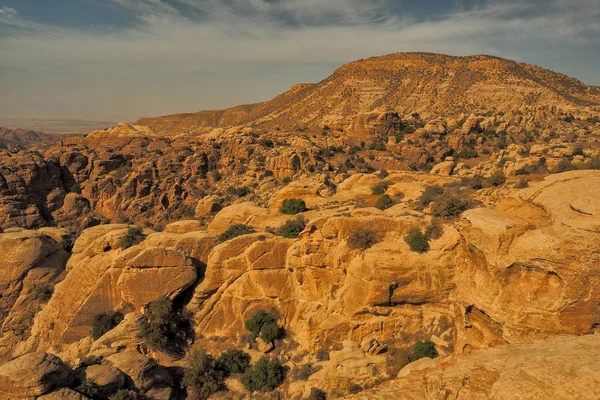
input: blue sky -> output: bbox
[0,0,599,122]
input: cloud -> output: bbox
[0,0,598,121]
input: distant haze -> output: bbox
[0,0,599,126]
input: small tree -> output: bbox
[242,357,286,392]
[219,349,251,374]
[277,217,306,239]
[417,185,444,209]
[244,310,282,344]
[371,181,390,195]
[182,349,227,400]
[120,227,144,249]
[308,388,327,400]
[218,224,255,242]
[486,172,506,187]
[375,194,394,210]
[92,311,124,340]
[347,228,379,250]
[431,193,473,219]
[405,228,429,253]
[139,296,191,355]
[280,198,308,215]
[408,340,438,362]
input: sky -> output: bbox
[0,0,599,124]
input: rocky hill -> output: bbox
[0,127,67,151]
[1,53,600,399]
[137,53,600,135]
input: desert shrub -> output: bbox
[368,140,386,151]
[515,179,529,188]
[282,177,292,185]
[425,220,443,240]
[486,172,506,187]
[77,355,103,368]
[585,156,600,170]
[431,193,473,219]
[34,284,54,303]
[371,181,390,195]
[138,296,191,355]
[120,226,144,249]
[69,183,81,194]
[228,186,250,197]
[458,147,478,159]
[280,198,307,215]
[308,388,327,400]
[109,389,147,400]
[375,194,394,210]
[244,310,283,344]
[348,383,363,394]
[573,146,584,156]
[379,169,389,179]
[92,311,124,340]
[408,340,438,362]
[464,175,484,190]
[218,224,255,242]
[552,158,576,173]
[219,349,251,374]
[211,170,222,182]
[75,380,100,398]
[0,226,3,233]
[347,228,379,250]
[417,185,444,209]
[315,349,330,361]
[259,138,274,148]
[277,217,306,239]
[293,364,316,381]
[182,349,227,400]
[242,357,286,392]
[405,228,429,253]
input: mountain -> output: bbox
[0,127,68,151]
[137,53,600,135]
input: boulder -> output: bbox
[0,352,72,399]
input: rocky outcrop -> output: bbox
[0,352,72,399]
[348,335,600,399]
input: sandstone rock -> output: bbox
[0,352,72,399]
[194,195,222,218]
[37,388,89,400]
[162,220,204,234]
[360,338,387,355]
[106,351,173,393]
[74,364,126,398]
[396,356,440,378]
[349,335,600,400]
[430,160,455,175]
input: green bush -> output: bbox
[139,296,191,355]
[375,194,394,210]
[75,380,100,398]
[486,172,506,187]
[280,198,308,215]
[69,183,82,194]
[552,158,576,173]
[219,349,251,374]
[347,228,379,250]
[182,349,227,400]
[227,186,250,197]
[408,340,438,362]
[282,177,292,185]
[277,217,306,239]
[120,227,144,249]
[405,228,429,253]
[515,179,529,189]
[458,147,478,159]
[348,383,363,394]
[292,364,315,381]
[574,146,584,156]
[371,181,390,195]
[417,185,444,209]
[92,311,124,340]
[242,357,286,392]
[425,220,443,240]
[218,224,255,242]
[244,310,283,344]
[431,193,473,219]
[308,388,327,400]
[34,284,54,303]
[315,349,329,361]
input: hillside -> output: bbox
[0,127,68,151]
[137,53,600,135]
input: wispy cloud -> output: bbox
[0,0,599,122]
